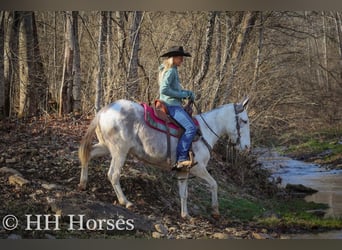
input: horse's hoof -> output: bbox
[181,214,193,221]
[212,213,220,220]
[126,202,134,210]
[77,183,86,191]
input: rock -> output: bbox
[252,232,273,239]
[285,184,318,195]
[41,183,63,190]
[212,232,231,239]
[7,234,22,240]
[45,234,56,239]
[8,174,30,187]
[154,223,168,235]
[168,226,177,233]
[152,231,164,239]
[5,158,17,164]
[306,209,326,217]
[0,167,22,176]
[49,195,152,232]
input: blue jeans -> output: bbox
[167,105,197,162]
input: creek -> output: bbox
[255,148,342,239]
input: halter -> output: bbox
[194,102,243,149]
[231,104,242,147]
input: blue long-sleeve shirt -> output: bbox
[159,64,187,106]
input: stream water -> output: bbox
[255,148,342,239]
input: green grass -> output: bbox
[217,193,342,230]
[280,128,342,166]
[219,196,266,221]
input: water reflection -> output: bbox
[255,148,342,238]
[305,174,342,218]
[256,148,342,218]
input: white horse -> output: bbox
[78,98,250,218]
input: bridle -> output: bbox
[193,102,245,149]
[231,104,242,147]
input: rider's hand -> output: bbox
[182,90,195,101]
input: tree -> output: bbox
[17,11,47,117]
[72,11,81,114]
[0,11,4,118]
[59,11,74,116]
[4,11,20,117]
[193,11,216,109]
[126,11,143,99]
[95,11,108,113]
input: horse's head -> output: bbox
[227,97,251,152]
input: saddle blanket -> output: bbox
[141,103,199,138]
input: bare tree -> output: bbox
[4,12,20,117]
[223,11,257,101]
[193,11,216,97]
[59,11,74,116]
[95,11,107,113]
[334,12,342,80]
[104,11,114,104]
[252,12,264,91]
[0,11,4,118]
[18,11,39,118]
[72,11,81,114]
[126,11,143,99]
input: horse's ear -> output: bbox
[242,97,249,109]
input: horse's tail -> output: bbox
[78,114,99,190]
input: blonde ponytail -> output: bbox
[159,57,174,85]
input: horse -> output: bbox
[78,98,251,219]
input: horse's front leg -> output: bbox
[177,172,190,218]
[190,166,220,218]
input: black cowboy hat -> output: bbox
[160,46,192,58]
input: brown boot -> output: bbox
[176,160,193,169]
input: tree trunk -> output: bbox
[211,13,235,109]
[0,11,5,118]
[321,11,329,90]
[72,11,81,114]
[223,11,257,100]
[18,11,36,118]
[193,11,216,94]
[105,11,114,104]
[59,11,74,116]
[126,11,143,99]
[334,11,342,80]
[252,12,264,91]
[115,11,126,97]
[95,11,107,113]
[5,11,20,117]
[31,12,48,114]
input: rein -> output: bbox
[193,102,220,139]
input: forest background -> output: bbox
[0,11,341,145]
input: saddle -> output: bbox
[141,100,199,169]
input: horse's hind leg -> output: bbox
[79,143,109,190]
[107,148,133,209]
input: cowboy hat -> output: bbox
[160,46,192,58]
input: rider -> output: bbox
[158,46,197,170]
